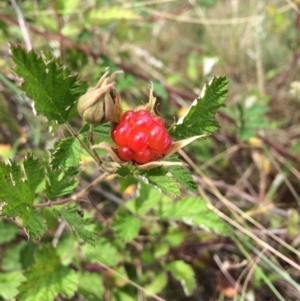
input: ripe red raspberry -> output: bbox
[112,110,172,164]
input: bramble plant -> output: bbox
[0,45,229,301]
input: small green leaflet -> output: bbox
[0,271,26,300]
[17,245,78,301]
[112,209,141,242]
[56,207,97,246]
[116,165,132,177]
[11,45,87,124]
[144,272,168,296]
[23,154,45,192]
[50,137,81,169]
[165,261,196,296]
[0,156,47,239]
[168,164,197,191]
[79,122,110,137]
[45,166,79,199]
[237,103,269,141]
[171,76,228,139]
[161,197,230,235]
[139,167,180,197]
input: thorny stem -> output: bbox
[64,122,102,165]
[34,172,109,208]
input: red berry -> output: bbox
[148,125,168,149]
[133,110,153,128]
[118,146,134,161]
[120,110,135,124]
[152,135,172,155]
[152,116,164,127]
[112,109,172,164]
[133,148,153,164]
[112,123,132,146]
[129,129,148,152]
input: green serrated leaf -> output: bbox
[11,45,87,123]
[23,154,45,192]
[112,209,141,242]
[169,165,197,191]
[161,197,230,235]
[23,207,47,239]
[171,76,228,139]
[166,261,195,296]
[45,166,79,199]
[139,167,180,197]
[0,159,47,239]
[17,245,78,301]
[56,207,97,245]
[82,238,120,267]
[116,166,132,177]
[50,137,81,169]
[0,271,26,300]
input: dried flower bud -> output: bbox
[78,69,122,124]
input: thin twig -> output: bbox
[52,220,66,247]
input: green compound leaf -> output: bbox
[45,166,79,199]
[0,156,47,239]
[112,209,142,242]
[171,76,228,139]
[161,197,230,235]
[56,207,97,246]
[139,167,180,197]
[0,271,26,300]
[17,245,78,301]
[166,260,196,296]
[50,137,81,169]
[11,45,87,124]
